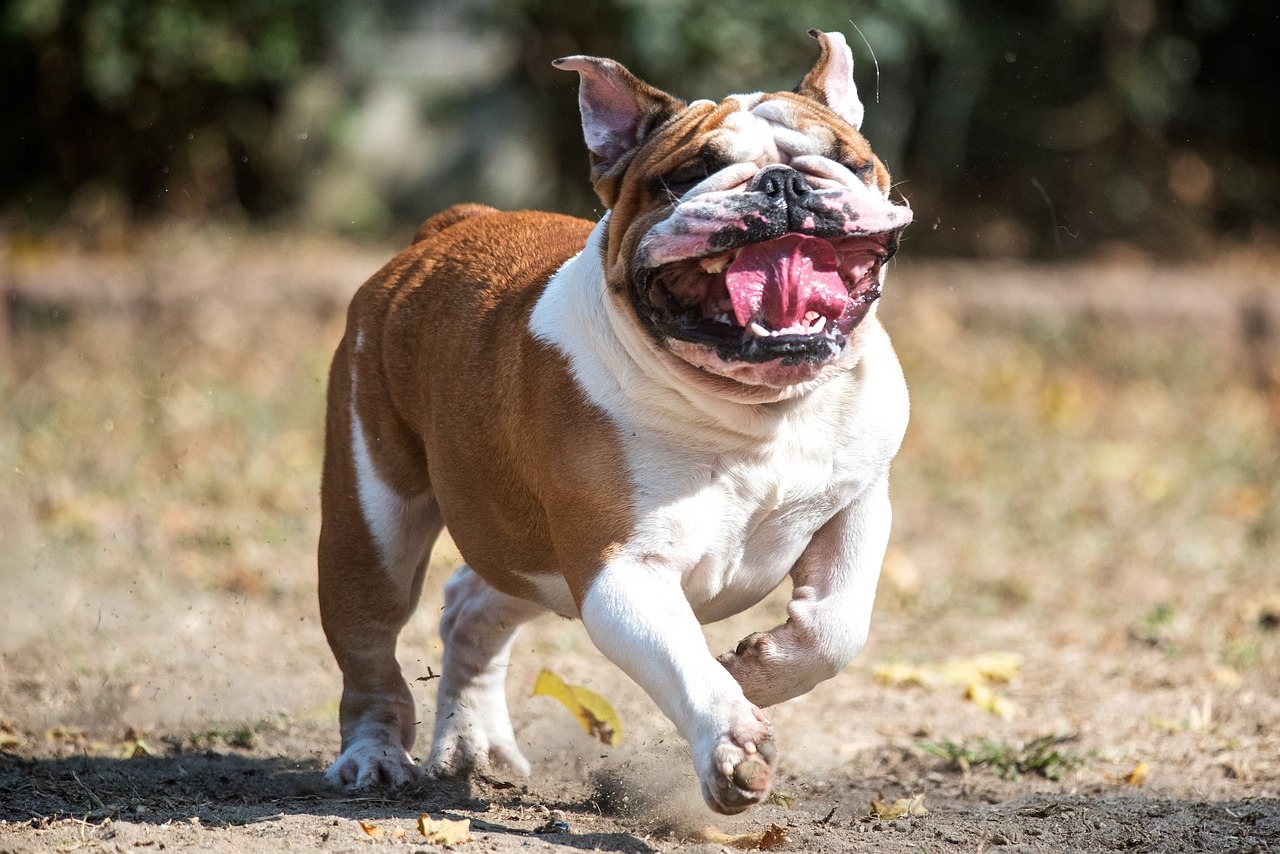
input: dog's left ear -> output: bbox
[554,56,683,201]
[795,29,864,130]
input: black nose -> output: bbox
[751,166,812,204]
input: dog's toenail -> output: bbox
[732,758,767,791]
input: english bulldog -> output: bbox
[318,29,912,814]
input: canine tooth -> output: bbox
[811,316,826,333]
[701,256,729,274]
[750,322,770,337]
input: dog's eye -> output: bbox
[656,166,708,198]
[853,162,876,183]
[655,151,728,199]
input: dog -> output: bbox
[318,29,912,814]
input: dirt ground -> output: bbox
[1,229,1277,852]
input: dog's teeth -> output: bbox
[811,316,826,333]
[700,256,729,274]
[750,322,770,337]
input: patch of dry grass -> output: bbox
[2,302,340,608]
[1,265,1277,798]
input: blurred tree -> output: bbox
[1,0,1277,256]
[0,0,336,234]
[476,0,1280,256]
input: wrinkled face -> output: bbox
[607,93,911,387]
[558,31,912,390]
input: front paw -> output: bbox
[698,716,778,814]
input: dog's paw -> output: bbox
[718,631,784,706]
[325,737,423,792]
[697,714,777,815]
[426,729,531,779]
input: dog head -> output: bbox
[556,30,911,391]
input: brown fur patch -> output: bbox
[324,209,635,606]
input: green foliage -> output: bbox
[0,0,336,225]
[475,0,1280,255]
[1,0,1277,254]
[923,734,1086,781]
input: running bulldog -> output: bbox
[318,29,912,814]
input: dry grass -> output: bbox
[1,252,1277,852]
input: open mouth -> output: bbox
[636,231,900,365]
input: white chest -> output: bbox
[622,408,885,624]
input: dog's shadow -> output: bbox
[0,751,657,852]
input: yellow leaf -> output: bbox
[874,653,1022,688]
[418,815,472,846]
[358,820,383,838]
[1121,761,1150,786]
[531,669,623,747]
[121,739,152,758]
[690,823,789,850]
[870,793,928,819]
[964,681,1021,718]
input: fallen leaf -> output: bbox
[531,670,623,747]
[870,793,928,819]
[418,815,472,846]
[358,820,383,838]
[965,681,1021,718]
[121,739,152,758]
[875,654,1023,715]
[1121,761,1150,786]
[874,653,1022,688]
[690,823,789,850]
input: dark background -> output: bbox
[3,0,1277,258]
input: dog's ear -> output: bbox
[554,56,683,197]
[795,30,864,131]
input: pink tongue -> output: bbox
[724,234,848,330]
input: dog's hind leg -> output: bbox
[426,565,543,777]
[319,336,440,791]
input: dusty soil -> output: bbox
[1,229,1277,852]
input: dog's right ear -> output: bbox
[554,56,683,202]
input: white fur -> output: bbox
[427,565,544,777]
[349,390,435,594]
[531,219,908,810]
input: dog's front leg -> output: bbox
[579,564,776,815]
[718,475,892,708]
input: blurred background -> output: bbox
[1,0,1278,786]
[3,0,1278,256]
